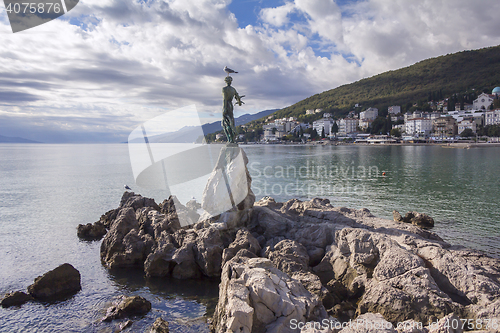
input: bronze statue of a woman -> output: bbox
[222,76,244,144]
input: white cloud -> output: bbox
[1,0,500,142]
[260,2,295,27]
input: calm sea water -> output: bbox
[0,143,499,332]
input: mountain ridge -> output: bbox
[269,45,500,121]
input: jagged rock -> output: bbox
[194,227,224,277]
[150,317,170,333]
[120,191,160,211]
[222,228,261,266]
[186,199,201,211]
[103,296,152,322]
[212,256,327,333]
[77,221,107,240]
[393,210,435,228]
[1,291,33,308]
[169,230,201,279]
[27,263,81,300]
[266,239,310,274]
[144,232,177,277]
[100,207,154,269]
[393,210,404,223]
[91,192,500,330]
[119,320,133,331]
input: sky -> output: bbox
[1,0,500,143]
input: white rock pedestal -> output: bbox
[201,144,255,228]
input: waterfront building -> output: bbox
[358,118,373,130]
[313,115,334,136]
[433,116,457,137]
[392,124,405,133]
[458,118,477,134]
[405,118,432,136]
[338,118,358,135]
[473,93,494,110]
[388,105,401,115]
[485,109,500,126]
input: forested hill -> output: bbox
[273,45,500,120]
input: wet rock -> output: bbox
[1,291,33,308]
[103,296,152,322]
[150,317,170,333]
[77,221,107,240]
[393,210,435,228]
[27,263,81,300]
[118,320,133,331]
[100,207,154,269]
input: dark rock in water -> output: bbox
[118,320,133,331]
[408,211,435,228]
[77,221,107,240]
[150,317,170,333]
[393,210,404,223]
[100,207,155,269]
[393,210,435,228]
[27,263,81,300]
[1,291,33,308]
[103,296,152,322]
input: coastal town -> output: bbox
[214,87,500,144]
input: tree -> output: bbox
[321,127,325,138]
[390,128,402,137]
[460,128,475,137]
[331,122,338,135]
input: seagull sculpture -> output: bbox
[124,185,132,191]
[224,66,238,76]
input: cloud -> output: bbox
[0,0,500,142]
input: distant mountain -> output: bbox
[0,135,40,143]
[132,109,277,143]
[261,45,500,122]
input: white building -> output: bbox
[313,117,334,136]
[485,110,500,126]
[388,106,401,115]
[405,118,432,136]
[338,118,358,135]
[360,107,378,120]
[458,118,476,134]
[447,110,485,123]
[358,119,373,130]
[473,93,494,110]
[306,109,315,115]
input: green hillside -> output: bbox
[273,45,500,120]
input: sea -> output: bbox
[0,143,499,332]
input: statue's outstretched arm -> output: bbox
[235,92,245,106]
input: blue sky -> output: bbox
[1,0,500,143]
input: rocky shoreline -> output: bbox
[74,190,500,333]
